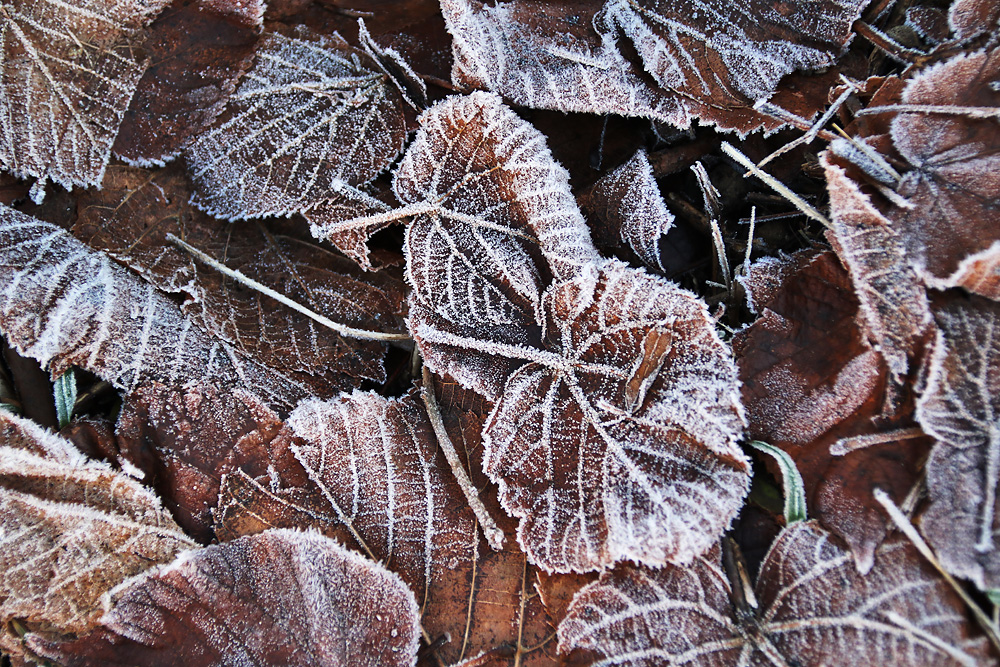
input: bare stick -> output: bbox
[721,143,832,229]
[167,234,410,342]
[421,365,506,551]
[874,489,1000,652]
[857,104,1000,119]
[757,85,855,168]
[830,426,925,456]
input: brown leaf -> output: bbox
[735,250,933,571]
[71,164,405,387]
[948,0,1000,42]
[578,150,674,272]
[0,410,195,662]
[918,294,1000,591]
[28,529,422,667]
[558,521,990,665]
[441,0,866,134]
[185,30,408,221]
[0,0,170,198]
[0,204,314,411]
[112,0,264,165]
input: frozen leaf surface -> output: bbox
[0,0,170,194]
[29,529,422,667]
[558,521,989,666]
[442,0,867,133]
[0,410,194,661]
[0,204,313,410]
[185,30,407,220]
[918,295,1000,591]
[71,164,404,386]
[579,150,674,272]
[112,0,264,165]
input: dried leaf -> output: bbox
[112,0,264,165]
[578,150,674,272]
[0,410,194,661]
[735,250,932,571]
[918,295,1000,591]
[29,529,422,667]
[0,0,170,196]
[442,0,867,133]
[71,164,405,386]
[948,0,1000,41]
[185,30,408,220]
[0,204,313,411]
[558,521,990,665]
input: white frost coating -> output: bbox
[558,522,989,666]
[0,204,311,410]
[0,410,84,464]
[0,0,171,196]
[89,529,421,666]
[917,298,1000,592]
[185,31,407,221]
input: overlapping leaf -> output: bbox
[441,0,867,133]
[71,164,405,386]
[29,529,422,667]
[558,521,990,665]
[112,0,264,165]
[0,0,170,198]
[0,204,313,410]
[918,295,1000,591]
[185,30,407,220]
[0,410,195,662]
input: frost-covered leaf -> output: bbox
[0,204,314,411]
[0,410,195,661]
[71,164,405,386]
[949,0,1000,41]
[442,0,867,133]
[0,0,170,195]
[304,182,401,271]
[28,529,422,667]
[558,521,990,666]
[579,150,674,272]
[918,295,1000,591]
[479,261,749,573]
[112,0,264,165]
[824,155,932,381]
[889,47,1000,299]
[735,250,932,571]
[185,30,407,220]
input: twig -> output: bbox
[167,234,410,342]
[857,104,1000,119]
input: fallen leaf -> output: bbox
[28,529,422,667]
[0,410,195,662]
[185,29,408,221]
[112,0,264,166]
[558,521,990,665]
[918,294,1000,591]
[0,0,170,197]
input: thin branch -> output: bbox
[857,104,1000,119]
[167,234,410,342]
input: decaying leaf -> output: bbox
[0,204,313,411]
[0,0,170,198]
[71,164,405,386]
[735,250,932,571]
[112,0,265,165]
[558,521,990,665]
[185,29,407,220]
[578,150,674,272]
[918,295,1000,592]
[441,0,867,133]
[0,410,195,661]
[28,529,422,667]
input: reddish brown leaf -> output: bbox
[918,294,1000,591]
[558,521,990,665]
[0,204,313,411]
[0,410,195,662]
[28,529,422,667]
[112,0,264,165]
[185,30,408,221]
[948,0,1000,41]
[735,250,933,571]
[0,0,170,198]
